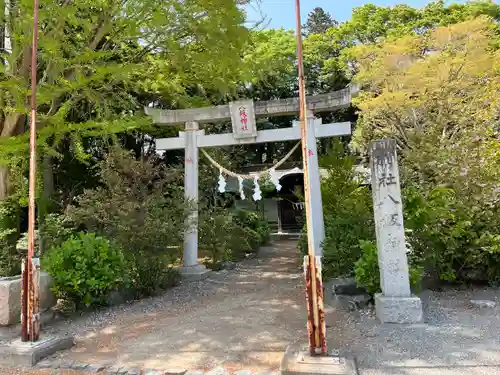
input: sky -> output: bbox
[244,0,468,29]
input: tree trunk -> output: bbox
[0,165,10,201]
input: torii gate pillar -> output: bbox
[291,111,325,256]
[179,121,210,279]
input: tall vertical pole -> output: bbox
[22,0,40,342]
[183,121,200,268]
[294,0,327,355]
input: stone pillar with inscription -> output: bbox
[370,139,422,323]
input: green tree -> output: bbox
[0,0,249,201]
[304,7,337,36]
[350,17,500,283]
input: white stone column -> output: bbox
[180,121,209,279]
[294,112,325,257]
[370,138,422,323]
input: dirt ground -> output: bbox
[4,240,500,375]
[35,241,310,372]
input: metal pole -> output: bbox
[22,0,40,342]
[294,0,327,355]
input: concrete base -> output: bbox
[280,344,358,375]
[178,264,211,281]
[0,335,74,366]
[0,272,56,326]
[375,293,423,324]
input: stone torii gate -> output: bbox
[146,86,358,277]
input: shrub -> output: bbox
[39,213,75,252]
[61,148,190,297]
[300,140,374,279]
[199,208,237,265]
[255,220,271,245]
[234,209,271,245]
[354,240,423,294]
[129,253,180,298]
[0,228,20,276]
[199,208,265,266]
[0,199,21,276]
[65,148,190,258]
[43,232,128,308]
[404,185,500,284]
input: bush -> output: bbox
[404,185,500,284]
[65,148,189,258]
[0,228,20,276]
[234,209,271,245]
[43,232,128,308]
[300,140,374,279]
[129,253,180,298]
[39,213,75,252]
[199,208,266,267]
[60,148,190,297]
[0,199,21,276]
[199,208,237,265]
[355,240,423,294]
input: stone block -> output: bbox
[0,272,56,326]
[332,294,372,312]
[470,299,496,308]
[374,293,423,324]
[178,264,211,281]
[280,343,358,375]
[0,335,74,367]
[330,278,367,296]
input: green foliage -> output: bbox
[54,148,189,299]
[354,240,423,294]
[0,199,21,276]
[43,233,128,308]
[39,214,75,253]
[0,228,20,277]
[349,16,500,286]
[350,17,499,155]
[304,7,337,36]
[128,253,181,298]
[234,209,271,245]
[66,148,189,257]
[404,186,500,284]
[301,140,374,279]
[0,0,250,147]
[199,208,267,267]
[199,207,238,265]
[353,240,381,294]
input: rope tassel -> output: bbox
[253,175,262,201]
[218,169,226,193]
[238,176,246,200]
[268,168,282,192]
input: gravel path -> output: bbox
[325,286,500,375]
[4,240,500,375]
[28,241,308,372]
